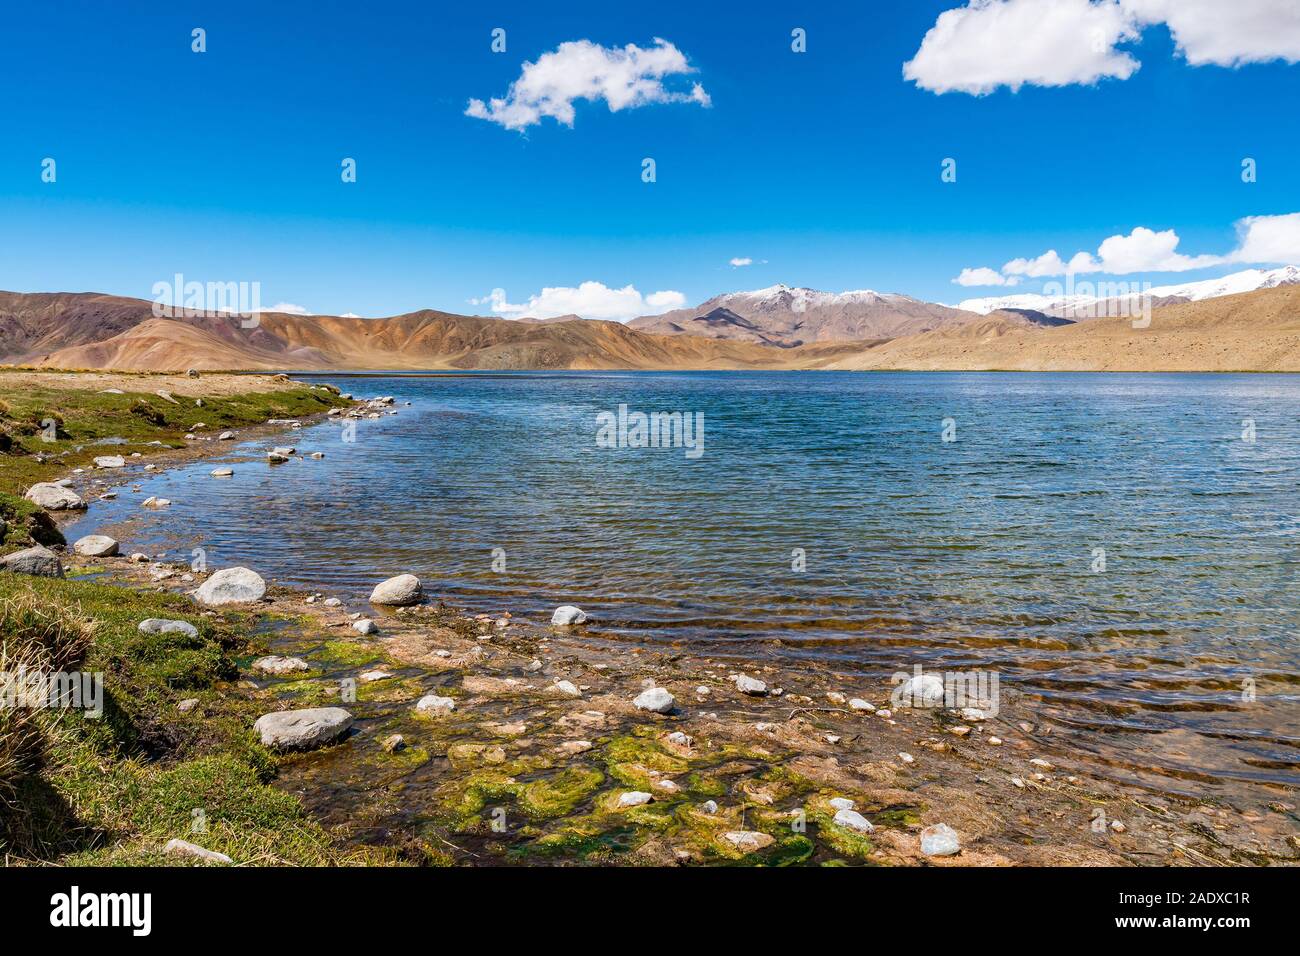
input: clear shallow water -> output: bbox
[68,371,1300,801]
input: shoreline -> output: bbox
[4,371,1295,866]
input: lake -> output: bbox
[67,371,1300,803]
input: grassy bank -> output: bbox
[0,372,385,864]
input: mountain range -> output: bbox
[2,265,1298,373]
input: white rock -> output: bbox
[353,618,378,635]
[959,706,992,722]
[73,534,119,557]
[415,694,456,716]
[898,752,915,764]
[551,605,588,626]
[617,791,653,808]
[194,567,266,605]
[551,679,581,698]
[920,823,961,856]
[24,482,85,511]
[210,468,233,477]
[163,839,232,865]
[722,831,774,853]
[359,670,392,683]
[734,674,768,696]
[848,698,874,712]
[138,618,199,638]
[323,597,342,607]
[701,800,719,814]
[633,687,675,713]
[93,455,126,468]
[369,573,422,606]
[665,731,693,748]
[833,808,875,834]
[252,655,309,675]
[218,431,235,440]
[829,797,856,811]
[141,496,171,509]
[253,707,353,750]
[897,673,946,707]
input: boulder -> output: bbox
[369,573,422,606]
[24,482,85,511]
[194,567,266,605]
[253,707,353,750]
[138,618,199,638]
[73,534,119,557]
[0,545,64,578]
[633,687,675,714]
[415,694,456,716]
[550,605,588,626]
[93,455,125,468]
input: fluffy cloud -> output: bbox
[953,266,1012,286]
[960,213,1300,285]
[1227,213,1300,264]
[904,0,1140,95]
[466,38,710,131]
[729,257,753,267]
[905,0,1300,95]
[1123,0,1300,67]
[471,282,686,322]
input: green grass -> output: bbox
[0,572,394,865]
[0,380,347,497]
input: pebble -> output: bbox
[722,831,774,853]
[177,698,199,713]
[551,679,581,698]
[920,823,961,856]
[833,808,875,834]
[353,618,378,635]
[734,674,768,696]
[618,791,653,808]
[415,694,456,716]
[163,839,232,865]
[829,797,856,811]
[551,605,588,626]
[988,736,1003,746]
[252,655,309,675]
[898,752,915,764]
[949,725,972,738]
[848,698,874,712]
[381,734,406,753]
[633,687,675,714]
[701,800,719,814]
[359,669,392,682]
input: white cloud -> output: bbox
[471,282,686,322]
[905,0,1300,96]
[961,213,1300,286]
[903,0,1141,95]
[466,38,710,131]
[1227,212,1300,264]
[729,257,753,267]
[340,312,360,318]
[268,302,311,315]
[1123,0,1300,67]
[953,266,1011,286]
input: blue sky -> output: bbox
[2,0,1298,318]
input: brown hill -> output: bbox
[9,295,853,372]
[629,285,980,345]
[825,285,1300,372]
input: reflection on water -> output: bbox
[67,371,1300,801]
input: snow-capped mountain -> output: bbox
[630,284,976,346]
[958,266,1300,316]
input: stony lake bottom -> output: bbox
[66,370,1300,809]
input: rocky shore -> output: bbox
[3,375,1296,866]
